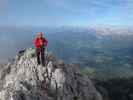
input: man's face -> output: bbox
[37,33,43,38]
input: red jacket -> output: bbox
[34,37,48,48]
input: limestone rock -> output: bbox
[0,48,103,100]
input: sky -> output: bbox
[0,0,133,27]
[0,0,133,63]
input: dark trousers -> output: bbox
[36,47,45,66]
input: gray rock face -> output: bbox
[0,48,103,100]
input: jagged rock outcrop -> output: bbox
[0,48,103,100]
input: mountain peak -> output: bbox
[0,48,102,100]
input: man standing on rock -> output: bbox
[34,32,48,66]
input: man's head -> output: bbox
[37,32,44,38]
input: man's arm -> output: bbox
[34,38,40,48]
[44,38,48,46]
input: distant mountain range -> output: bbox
[47,27,133,79]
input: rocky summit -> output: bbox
[0,48,103,100]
